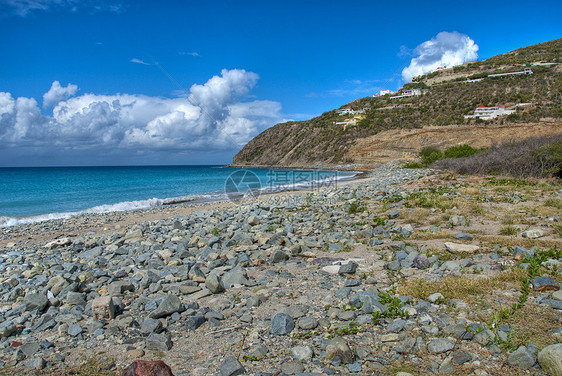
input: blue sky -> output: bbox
[0,0,560,166]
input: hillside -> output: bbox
[233,39,562,167]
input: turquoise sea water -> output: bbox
[0,166,356,226]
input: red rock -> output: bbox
[11,341,22,347]
[121,360,175,376]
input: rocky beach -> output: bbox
[1,162,561,376]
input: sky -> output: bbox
[0,0,560,166]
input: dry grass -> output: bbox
[398,269,527,302]
[503,302,562,349]
[412,231,456,241]
[478,235,562,249]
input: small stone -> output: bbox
[25,356,45,370]
[291,346,313,361]
[150,295,183,319]
[538,343,562,376]
[413,254,430,269]
[346,361,362,373]
[325,337,354,363]
[522,229,544,239]
[339,261,358,275]
[68,324,83,337]
[220,356,246,376]
[271,250,289,263]
[444,242,479,254]
[92,296,115,321]
[0,320,17,338]
[449,215,466,227]
[388,210,400,219]
[141,318,163,334]
[280,360,304,375]
[146,332,173,351]
[44,238,71,249]
[381,333,400,342]
[508,346,536,369]
[451,350,472,365]
[553,290,562,301]
[455,233,473,241]
[270,313,294,335]
[428,293,444,303]
[205,274,225,294]
[186,316,206,330]
[247,215,260,226]
[121,360,174,376]
[297,317,318,330]
[387,319,405,333]
[127,349,145,358]
[530,276,560,292]
[428,338,455,354]
[24,292,48,312]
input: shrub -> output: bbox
[433,135,562,179]
[403,162,422,169]
[444,145,485,159]
[420,147,444,165]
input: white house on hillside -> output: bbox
[464,106,516,120]
[390,88,427,99]
[336,108,365,116]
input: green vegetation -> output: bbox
[420,147,444,165]
[499,225,519,236]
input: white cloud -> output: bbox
[130,58,151,65]
[401,31,479,82]
[0,69,284,164]
[179,52,200,57]
[0,0,122,17]
[43,80,78,108]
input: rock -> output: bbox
[388,209,400,219]
[186,316,206,330]
[120,360,175,376]
[413,254,430,269]
[451,350,472,365]
[444,242,479,254]
[455,233,473,241]
[428,293,444,303]
[0,320,17,338]
[449,215,466,227]
[297,317,318,330]
[123,229,143,244]
[538,343,562,376]
[68,324,83,337]
[127,349,145,358]
[205,274,225,294]
[531,276,560,292]
[325,337,354,363]
[270,313,295,335]
[508,346,536,369]
[92,296,115,320]
[346,361,362,373]
[387,319,405,333]
[271,250,289,263]
[146,332,173,351]
[428,338,455,354]
[553,290,562,301]
[280,360,304,375]
[291,345,313,361]
[45,238,71,249]
[151,295,183,319]
[24,292,48,312]
[141,318,163,334]
[541,299,562,310]
[522,229,544,238]
[474,328,494,346]
[220,356,246,376]
[108,280,135,297]
[339,261,358,275]
[25,356,46,370]
[247,215,260,226]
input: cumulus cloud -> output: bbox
[0,69,284,165]
[401,31,479,82]
[43,80,78,108]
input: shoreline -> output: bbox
[0,166,374,249]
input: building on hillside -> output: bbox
[336,108,365,116]
[464,106,516,120]
[333,114,365,130]
[390,88,428,99]
[488,68,533,78]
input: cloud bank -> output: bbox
[402,31,479,82]
[0,69,284,165]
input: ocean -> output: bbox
[0,166,357,227]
